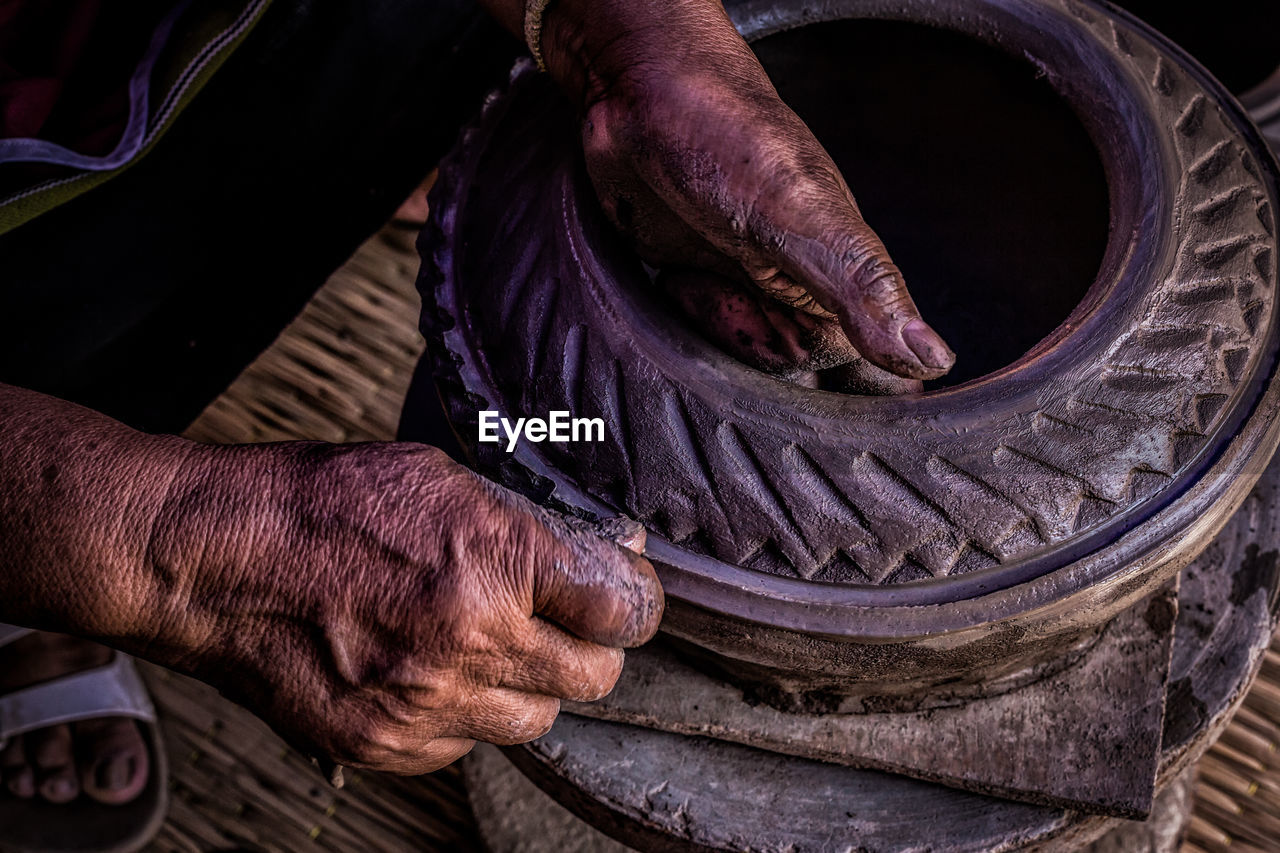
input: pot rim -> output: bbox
[425,0,1280,639]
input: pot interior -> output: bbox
[750,19,1111,388]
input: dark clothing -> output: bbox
[0,0,518,434]
[0,0,174,155]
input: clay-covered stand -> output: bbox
[407,0,1280,849]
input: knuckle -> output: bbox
[503,503,563,581]
[831,236,906,309]
[342,691,448,766]
[463,635,518,689]
[860,271,911,314]
[834,231,883,277]
[412,665,457,700]
[420,570,470,629]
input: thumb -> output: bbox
[769,203,955,381]
[531,512,664,648]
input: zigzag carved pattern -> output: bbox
[424,3,1278,586]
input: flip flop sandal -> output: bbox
[0,625,168,853]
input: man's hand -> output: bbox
[538,0,955,389]
[142,441,662,773]
[0,385,662,777]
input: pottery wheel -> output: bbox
[469,455,1280,851]
[415,0,1280,702]
[407,0,1280,848]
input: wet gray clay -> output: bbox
[483,458,1279,848]
[416,0,1280,697]
[410,0,1280,849]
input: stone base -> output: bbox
[461,458,1280,852]
[561,581,1178,817]
[464,743,1195,853]
[465,744,630,853]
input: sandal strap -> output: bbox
[0,653,157,741]
[0,624,34,648]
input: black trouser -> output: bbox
[0,0,518,437]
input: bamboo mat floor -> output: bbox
[140,219,1280,852]
[147,222,481,853]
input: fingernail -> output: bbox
[901,318,955,371]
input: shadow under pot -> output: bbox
[412,0,1280,705]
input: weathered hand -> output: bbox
[543,0,954,387]
[142,442,662,774]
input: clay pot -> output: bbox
[1104,3,1280,154]
[415,0,1280,702]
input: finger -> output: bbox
[660,269,859,374]
[503,619,625,702]
[767,204,955,381]
[530,511,665,648]
[580,60,952,381]
[446,688,561,746]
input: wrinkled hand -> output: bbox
[543,0,954,390]
[142,442,662,774]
